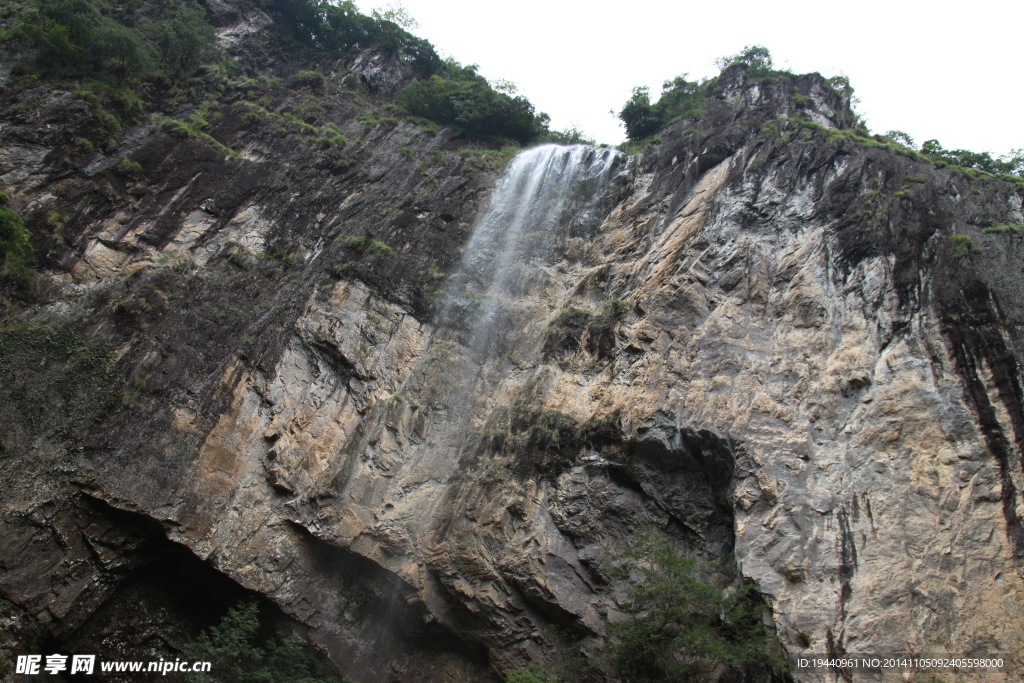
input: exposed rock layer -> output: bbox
[2,17,1024,683]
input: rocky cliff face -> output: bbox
[2,11,1024,683]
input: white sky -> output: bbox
[361,0,1022,155]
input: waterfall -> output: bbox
[437,144,623,359]
[425,143,623,440]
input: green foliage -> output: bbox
[341,229,393,256]
[116,157,142,176]
[885,129,915,148]
[146,3,216,78]
[921,140,1024,177]
[457,145,519,172]
[949,234,981,257]
[983,223,1023,234]
[155,114,236,158]
[826,74,855,100]
[185,600,348,683]
[619,49,784,140]
[12,0,216,83]
[505,667,558,683]
[370,2,417,29]
[294,69,327,90]
[714,44,773,73]
[264,0,442,76]
[399,64,551,144]
[542,124,596,145]
[603,535,787,683]
[618,86,661,141]
[0,197,33,285]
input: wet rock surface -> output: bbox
[2,20,1024,683]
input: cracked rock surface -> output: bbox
[2,19,1024,683]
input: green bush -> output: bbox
[185,600,348,683]
[983,223,1023,234]
[949,235,981,257]
[146,3,216,78]
[294,69,327,90]
[264,0,442,76]
[0,196,33,284]
[341,229,392,256]
[616,71,720,140]
[12,0,216,83]
[116,157,142,176]
[921,140,1024,176]
[713,44,774,73]
[399,63,550,144]
[603,535,787,683]
[542,125,595,145]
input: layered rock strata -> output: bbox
[2,24,1024,683]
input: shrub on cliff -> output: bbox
[399,63,551,144]
[505,535,788,683]
[920,140,1024,177]
[0,195,32,286]
[263,0,443,76]
[618,46,785,141]
[603,535,788,683]
[11,0,216,83]
[186,600,349,683]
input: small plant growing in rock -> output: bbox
[983,223,1023,234]
[294,70,326,91]
[949,235,981,257]
[117,158,143,176]
[341,229,393,256]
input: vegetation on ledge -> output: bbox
[617,45,1023,182]
[505,534,789,683]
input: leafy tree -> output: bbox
[94,19,154,84]
[921,139,1024,176]
[603,535,787,683]
[713,45,773,73]
[148,3,216,77]
[371,2,418,29]
[13,0,215,82]
[399,64,550,144]
[186,600,348,683]
[618,77,705,141]
[618,86,661,141]
[618,47,790,140]
[826,74,855,99]
[543,124,596,146]
[15,0,103,71]
[885,129,915,148]
[264,0,442,76]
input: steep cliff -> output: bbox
[2,6,1024,683]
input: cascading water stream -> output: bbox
[429,143,624,437]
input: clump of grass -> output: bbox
[294,70,326,91]
[339,229,392,256]
[983,223,1023,234]
[949,235,981,257]
[116,158,142,176]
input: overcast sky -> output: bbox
[360,0,1022,155]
